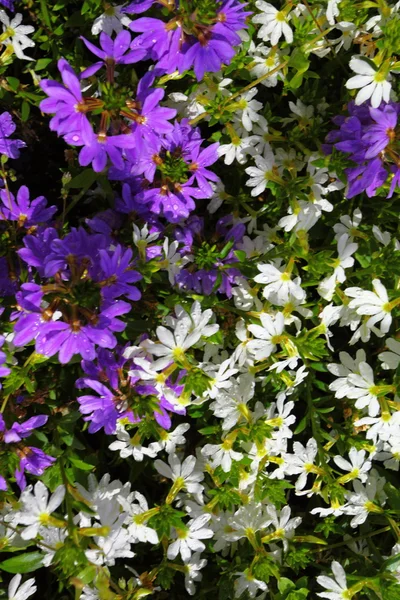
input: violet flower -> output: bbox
[129,0,250,80]
[98,245,142,302]
[326,101,400,199]
[80,30,146,79]
[0,414,55,491]
[0,185,56,227]
[0,111,25,158]
[40,59,94,139]
[0,334,11,388]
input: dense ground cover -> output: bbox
[0,0,400,598]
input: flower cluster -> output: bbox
[0,0,400,599]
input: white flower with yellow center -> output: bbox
[253,1,293,46]
[346,56,391,108]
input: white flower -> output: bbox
[326,0,341,25]
[333,447,372,483]
[372,225,391,247]
[253,1,293,45]
[154,454,204,497]
[85,526,134,566]
[343,473,386,527]
[141,302,218,370]
[231,319,254,367]
[265,396,296,441]
[218,135,257,165]
[226,504,271,542]
[167,514,213,562]
[151,423,190,455]
[0,12,35,61]
[316,561,350,600]
[245,147,276,197]
[345,362,380,417]
[234,570,268,598]
[235,88,263,132]
[39,527,67,567]
[200,359,238,400]
[255,261,305,305]
[184,552,208,596]
[355,412,400,444]
[80,587,99,600]
[265,505,302,550]
[16,481,65,540]
[202,441,243,472]
[91,4,131,36]
[346,56,391,108]
[284,438,319,491]
[334,21,356,52]
[7,575,36,600]
[118,492,159,545]
[318,234,358,301]
[159,238,183,285]
[378,338,400,370]
[232,277,263,312]
[248,312,285,360]
[132,223,159,248]
[346,279,393,334]
[210,374,255,431]
[108,425,158,461]
[333,208,362,241]
[250,48,282,87]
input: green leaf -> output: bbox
[278,578,296,594]
[34,58,53,71]
[21,100,30,122]
[0,552,43,573]
[69,456,95,471]
[40,0,52,29]
[67,169,97,190]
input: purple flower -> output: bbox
[0,256,17,297]
[3,415,48,443]
[18,227,59,277]
[0,334,11,387]
[40,59,94,139]
[35,301,130,364]
[16,448,56,490]
[0,185,56,227]
[129,1,250,80]
[77,379,132,434]
[0,0,15,10]
[123,0,154,13]
[0,414,54,490]
[98,245,142,302]
[326,101,400,198]
[362,105,398,159]
[76,130,137,173]
[0,111,25,158]
[80,30,146,79]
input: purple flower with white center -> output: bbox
[80,30,146,79]
[98,245,142,302]
[40,59,95,139]
[326,101,400,199]
[0,334,11,388]
[0,111,25,158]
[0,186,56,227]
